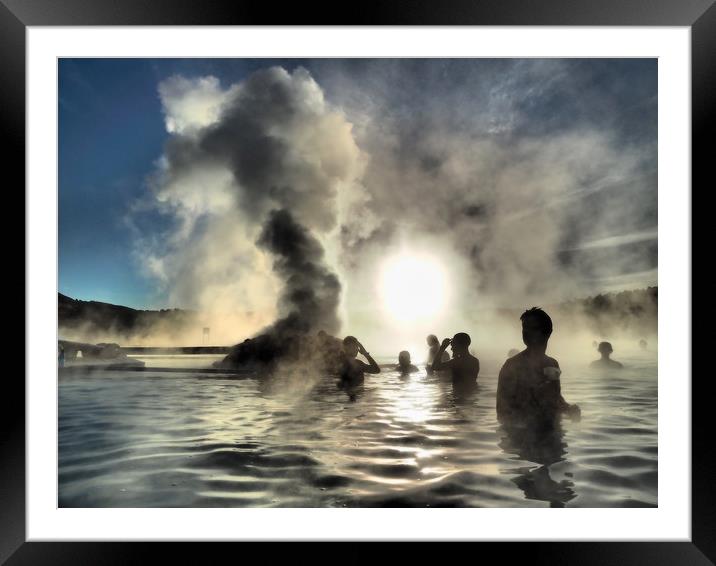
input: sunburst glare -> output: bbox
[378,253,449,324]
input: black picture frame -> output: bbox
[8,0,709,563]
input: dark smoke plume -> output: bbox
[215,209,344,370]
[133,67,363,350]
[257,208,341,337]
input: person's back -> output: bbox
[496,307,579,425]
[449,352,480,382]
[431,332,479,383]
[497,350,565,422]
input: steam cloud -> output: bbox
[319,59,657,310]
[132,60,657,348]
[133,67,363,342]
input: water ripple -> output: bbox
[58,354,658,507]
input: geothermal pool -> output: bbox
[58,353,657,507]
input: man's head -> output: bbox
[451,332,471,354]
[398,351,411,366]
[520,307,553,348]
[426,334,439,347]
[598,341,613,356]
[343,336,359,358]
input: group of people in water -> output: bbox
[335,306,632,426]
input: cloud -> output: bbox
[158,75,233,135]
[133,66,364,342]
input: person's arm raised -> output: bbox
[358,342,381,374]
[431,338,451,371]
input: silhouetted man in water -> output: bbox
[395,351,419,374]
[590,341,623,369]
[431,332,480,383]
[497,308,580,425]
[339,336,380,385]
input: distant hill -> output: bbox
[59,286,657,345]
[58,293,197,344]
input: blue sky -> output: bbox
[59,58,657,310]
[59,58,310,307]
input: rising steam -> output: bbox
[132,66,363,344]
[129,60,657,351]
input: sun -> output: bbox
[378,253,449,324]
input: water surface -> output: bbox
[58,353,657,507]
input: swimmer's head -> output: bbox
[343,335,359,358]
[398,351,411,366]
[521,307,553,347]
[598,341,613,356]
[426,334,439,346]
[451,332,471,353]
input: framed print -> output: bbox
[9,0,710,563]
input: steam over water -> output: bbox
[59,353,656,507]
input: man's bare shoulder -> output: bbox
[500,353,520,375]
[504,350,527,365]
[545,355,560,368]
